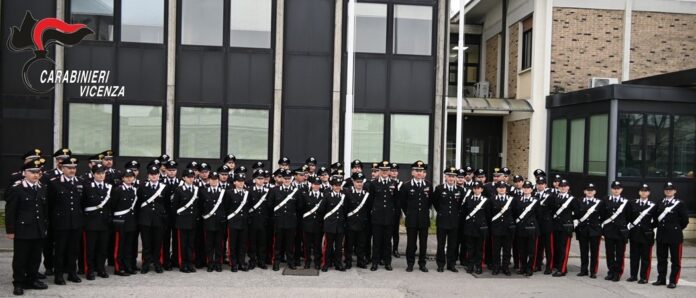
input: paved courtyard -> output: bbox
[0,234,694,297]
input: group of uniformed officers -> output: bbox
[4,147,690,295]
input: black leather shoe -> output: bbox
[44,268,54,276]
[240,264,248,272]
[258,264,267,270]
[525,272,533,277]
[393,251,400,258]
[465,266,473,273]
[288,264,296,270]
[384,264,393,271]
[13,286,23,296]
[345,263,352,270]
[86,272,95,280]
[321,266,328,272]
[188,266,197,273]
[406,265,413,272]
[626,276,637,282]
[652,280,666,286]
[667,283,676,289]
[357,263,367,269]
[612,275,620,282]
[273,263,280,271]
[67,274,81,283]
[503,268,511,276]
[590,273,597,279]
[419,266,429,273]
[27,280,47,290]
[314,264,320,270]
[215,265,222,272]
[115,270,130,276]
[475,267,483,274]
[552,271,565,277]
[231,266,238,272]
[492,269,499,275]
[97,272,109,278]
[336,265,345,271]
[638,279,647,284]
[543,269,552,275]
[163,265,172,271]
[154,266,164,274]
[577,271,588,277]
[604,274,614,281]
[370,265,378,271]
[141,265,150,274]
[36,272,46,279]
[54,277,66,285]
[437,267,444,272]
[206,266,214,272]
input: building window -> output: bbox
[179,107,221,158]
[568,119,585,173]
[393,5,432,56]
[588,114,608,175]
[390,114,429,163]
[228,109,269,160]
[355,3,387,53]
[521,29,532,70]
[181,0,224,46]
[68,103,112,154]
[352,113,384,162]
[119,105,162,157]
[230,0,272,48]
[672,115,695,178]
[618,113,644,177]
[645,114,670,177]
[121,0,164,43]
[71,0,114,41]
[550,119,567,171]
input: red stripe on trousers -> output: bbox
[177,229,183,268]
[594,238,601,274]
[675,243,683,284]
[271,235,276,264]
[561,236,571,273]
[114,231,120,272]
[321,233,328,268]
[481,239,486,269]
[646,245,653,281]
[228,228,233,267]
[532,236,539,270]
[549,233,554,269]
[618,243,626,278]
[83,231,89,273]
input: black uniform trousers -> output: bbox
[629,241,653,280]
[491,234,513,270]
[194,222,206,267]
[176,229,195,269]
[42,231,54,272]
[140,225,164,267]
[466,235,484,269]
[248,227,267,265]
[294,226,303,265]
[553,231,572,273]
[406,227,429,267]
[273,228,295,265]
[517,235,537,274]
[436,227,458,268]
[458,224,468,265]
[371,224,392,266]
[657,242,682,284]
[227,227,247,267]
[162,225,176,268]
[578,236,601,274]
[535,230,553,270]
[392,211,401,253]
[302,231,323,266]
[85,230,109,274]
[54,229,81,277]
[204,226,225,267]
[13,239,43,287]
[130,230,140,270]
[605,238,627,277]
[113,228,135,273]
[345,229,368,265]
[323,232,344,268]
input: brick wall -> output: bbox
[506,118,530,177]
[485,34,499,97]
[630,12,696,79]
[550,8,624,93]
[508,22,519,99]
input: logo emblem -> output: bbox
[7,11,93,93]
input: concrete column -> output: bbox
[165,0,176,155]
[432,0,447,186]
[54,0,65,159]
[527,0,552,179]
[331,0,343,163]
[272,0,285,165]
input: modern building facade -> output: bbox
[449,0,696,215]
[0,0,448,187]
